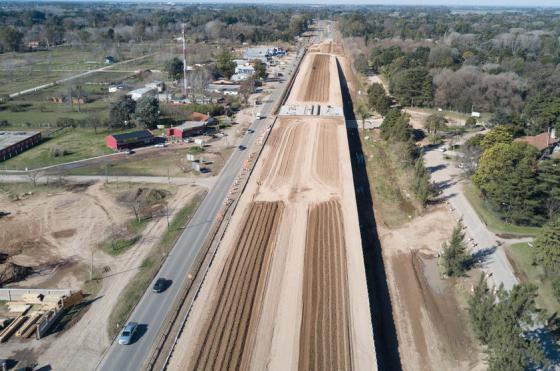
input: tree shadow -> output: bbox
[427,163,447,173]
[468,246,497,269]
[525,325,560,370]
[48,294,103,336]
[337,59,403,371]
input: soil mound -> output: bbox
[0,262,34,287]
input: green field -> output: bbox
[0,128,120,170]
[463,182,541,237]
[0,44,163,96]
[507,242,560,315]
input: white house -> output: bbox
[128,87,157,101]
[145,80,165,92]
[235,64,255,75]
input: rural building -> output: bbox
[515,129,558,153]
[235,64,255,76]
[0,131,42,162]
[128,87,157,101]
[244,47,271,63]
[145,80,165,92]
[166,113,217,139]
[231,63,256,82]
[108,84,126,93]
[105,130,156,150]
[207,83,240,95]
[166,122,207,139]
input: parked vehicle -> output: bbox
[118,322,138,345]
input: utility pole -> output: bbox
[182,24,188,97]
[90,247,94,281]
[165,202,170,229]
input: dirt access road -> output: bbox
[168,42,376,370]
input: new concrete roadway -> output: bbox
[96,49,305,371]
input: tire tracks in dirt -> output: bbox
[190,201,284,370]
[299,199,351,371]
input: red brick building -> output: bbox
[105,130,156,150]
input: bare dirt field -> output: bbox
[299,200,351,371]
[169,43,376,370]
[286,51,342,107]
[299,54,330,102]
[378,207,484,371]
[0,182,130,290]
[0,181,205,370]
[186,201,283,370]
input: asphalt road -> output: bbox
[96,49,304,371]
[424,148,518,289]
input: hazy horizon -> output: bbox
[6,0,560,8]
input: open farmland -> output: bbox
[169,40,376,370]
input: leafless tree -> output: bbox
[26,170,44,187]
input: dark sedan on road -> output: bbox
[152,278,169,293]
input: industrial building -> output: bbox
[105,130,156,150]
[0,131,42,161]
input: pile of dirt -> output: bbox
[65,182,93,193]
[118,187,170,206]
[0,262,34,287]
[117,187,171,219]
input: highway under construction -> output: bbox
[167,37,377,371]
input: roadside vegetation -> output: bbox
[468,275,545,371]
[107,191,205,338]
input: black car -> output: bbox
[238,145,246,150]
[152,278,168,293]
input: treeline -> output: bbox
[341,9,560,136]
[463,126,560,226]
[0,4,312,52]
[379,106,434,207]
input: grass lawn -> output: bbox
[506,242,560,315]
[101,218,149,256]
[107,190,206,338]
[463,182,541,237]
[0,96,110,127]
[0,44,161,95]
[361,132,421,228]
[67,146,230,177]
[0,128,120,170]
